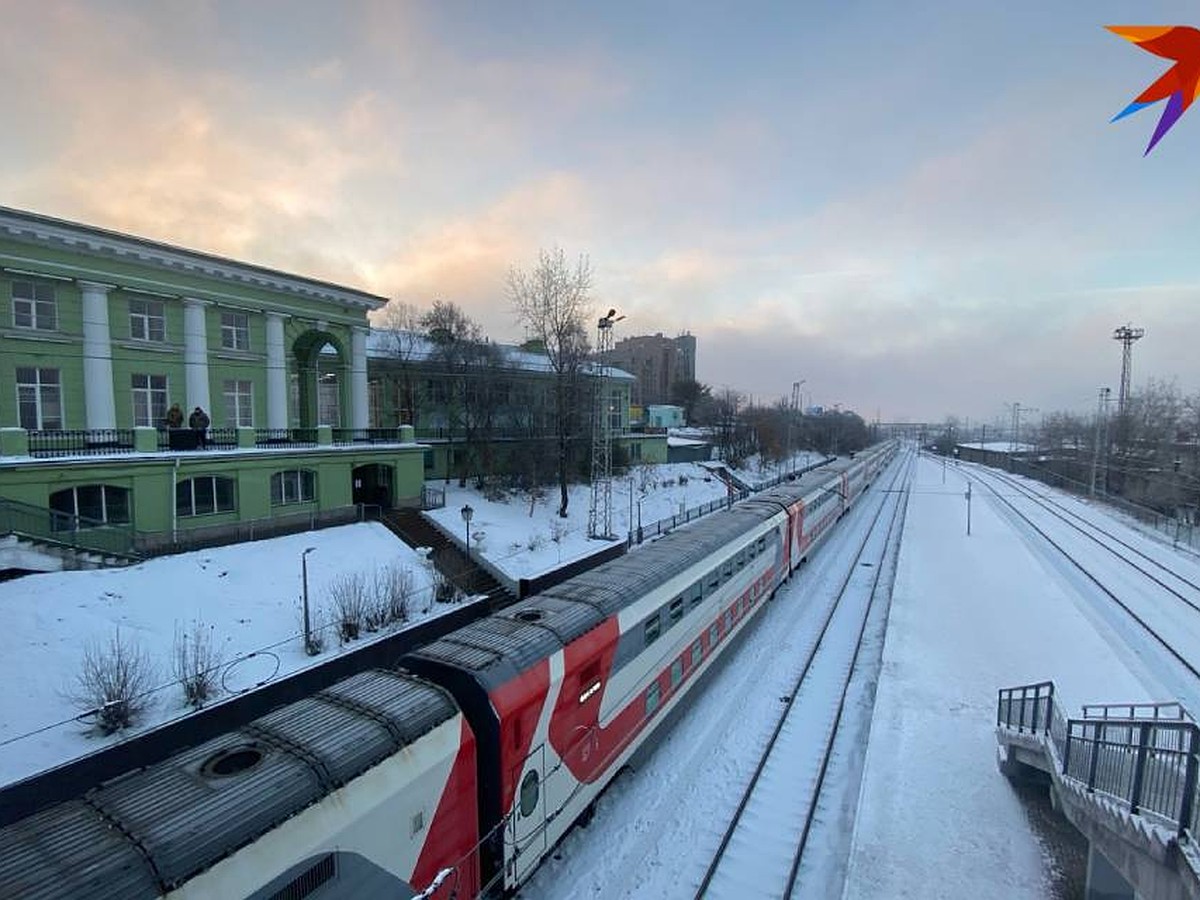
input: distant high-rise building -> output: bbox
[609,332,697,407]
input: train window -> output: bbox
[644,613,661,645]
[578,661,602,704]
[671,659,683,687]
[735,549,746,570]
[691,640,702,667]
[758,536,767,554]
[706,569,720,592]
[724,610,733,631]
[669,597,684,625]
[688,583,703,610]
[519,770,540,818]
[646,683,661,715]
[743,596,752,613]
[722,560,733,580]
[708,623,719,646]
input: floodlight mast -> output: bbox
[588,310,624,540]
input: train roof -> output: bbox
[0,669,457,899]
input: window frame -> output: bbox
[222,379,254,427]
[16,366,63,430]
[176,475,236,518]
[130,373,168,428]
[270,469,316,505]
[128,297,166,342]
[220,310,250,351]
[49,484,130,529]
[11,280,57,331]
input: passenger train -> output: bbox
[0,443,897,900]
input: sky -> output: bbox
[3,1,1200,424]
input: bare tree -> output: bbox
[421,300,488,486]
[373,300,426,427]
[507,247,592,517]
[171,621,223,709]
[70,629,155,735]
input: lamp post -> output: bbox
[461,504,474,558]
[301,546,317,655]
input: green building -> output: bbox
[0,206,425,564]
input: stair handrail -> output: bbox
[0,496,139,560]
[998,680,1200,841]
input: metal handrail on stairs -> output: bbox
[0,497,139,560]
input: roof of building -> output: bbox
[0,206,387,312]
[367,328,634,380]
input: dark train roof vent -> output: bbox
[514,609,545,623]
[200,743,266,778]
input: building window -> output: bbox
[12,280,57,330]
[271,469,316,505]
[16,367,63,430]
[220,311,250,350]
[223,379,253,427]
[176,476,236,517]
[49,485,130,528]
[129,298,166,342]
[131,374,168,427]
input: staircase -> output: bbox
[380,509,518,608]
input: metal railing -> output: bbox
[254,428,318,448]
[0,496,139,559]
[28,429,135,459]
[421,485,446,510]
[332,428,401,446]
[998,680,1200,838]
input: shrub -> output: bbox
[376,563,413,625]
[171,621,223,709]
[328,573,368,643]
[71,629,154,735]
[548,519,570,544]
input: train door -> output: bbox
[509,743,547,884]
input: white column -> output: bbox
[79,281,116,430]
[266,312,288,429]
[351,326,369,430]
[183,298,211,415]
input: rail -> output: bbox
[254,428,318,448]
[0,496,139,559]
[332,428,401,446]
[997,680,1200,838]
[28,429,135,458]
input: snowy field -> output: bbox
[0,455,819,786]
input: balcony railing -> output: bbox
[28,429,135,459]
[333,428,401,446]
[255,428,318,448]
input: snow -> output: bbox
[0,523,441,786]
[10,445,1197,895]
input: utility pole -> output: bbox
[588,309,623,539]
[1090,387,1111,497]
[1112,323,1144,457]
[965,482,972,535]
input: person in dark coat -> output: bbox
[188,406,210,449]
[163,403,184,429]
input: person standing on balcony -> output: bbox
[189,406,210,449]
[164,403,184,430]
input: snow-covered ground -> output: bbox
[522,449,1184,899]
[0,455,821,786]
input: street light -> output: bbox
[301,546,317,655]
[461,504,474,558]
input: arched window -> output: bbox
[176,476,236,517]
[271,470,316,505]
[49,485,130,529]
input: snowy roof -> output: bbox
[367,328,633,380]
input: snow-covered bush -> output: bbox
[71,629,154,735]
[171,621,223,709]
[329,573,368,643]
[526,533,545,552]
[376,563,413,625]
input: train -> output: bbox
[0,442,897,900]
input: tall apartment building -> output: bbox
[608,332,696,407]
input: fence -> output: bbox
[333,428,400,446]
[0,496,139,559]
[28,429,135,459]
[997,680,1200,838]
[254,428,318,448]
[134,504,378,556]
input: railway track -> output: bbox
[968,465,1200,610]
[958,463,1200,687]
[691,452,912,899]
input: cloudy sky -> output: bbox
[3,0,1200,424]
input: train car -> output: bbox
[0,443,898,900]
[0,671,479,900]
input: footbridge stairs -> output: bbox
[996,681,1200,900]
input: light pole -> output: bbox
[301,546,317,655]
[461,504,474,558]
